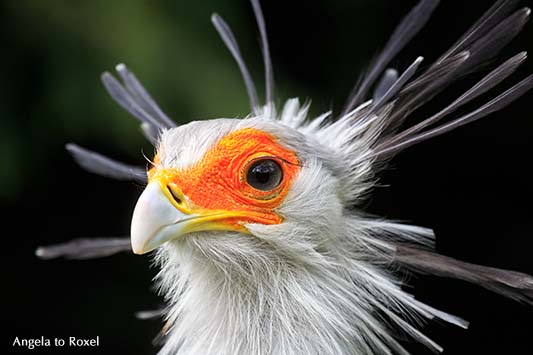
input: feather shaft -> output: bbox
[211,14,261,113]
[342,0,440,115]
[66,144,147,182]
[35,238,131,260]
[250,0,275,104]
[395,245,533,304]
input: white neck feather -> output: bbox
[153,219,463,355]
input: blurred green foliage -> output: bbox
[1,0,531,204]
[1,0,293,201]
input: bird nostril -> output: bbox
[167,186,183,206]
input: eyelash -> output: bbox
[248,155,301,167]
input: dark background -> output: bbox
[2,0,532,354]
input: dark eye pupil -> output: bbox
[246,159,283,191]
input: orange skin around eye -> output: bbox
[148,128,301,228]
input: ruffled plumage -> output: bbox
[37,1,533,354]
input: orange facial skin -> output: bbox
[148,128,301,230]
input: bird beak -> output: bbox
[130,182,246,254]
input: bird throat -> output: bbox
[153,226,461,355]
[154,234,365,355]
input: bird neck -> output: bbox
[154,234,365,355]
[154,224,451,355]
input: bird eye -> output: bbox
[245,159,283,191]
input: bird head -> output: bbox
[131,113,356,267]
